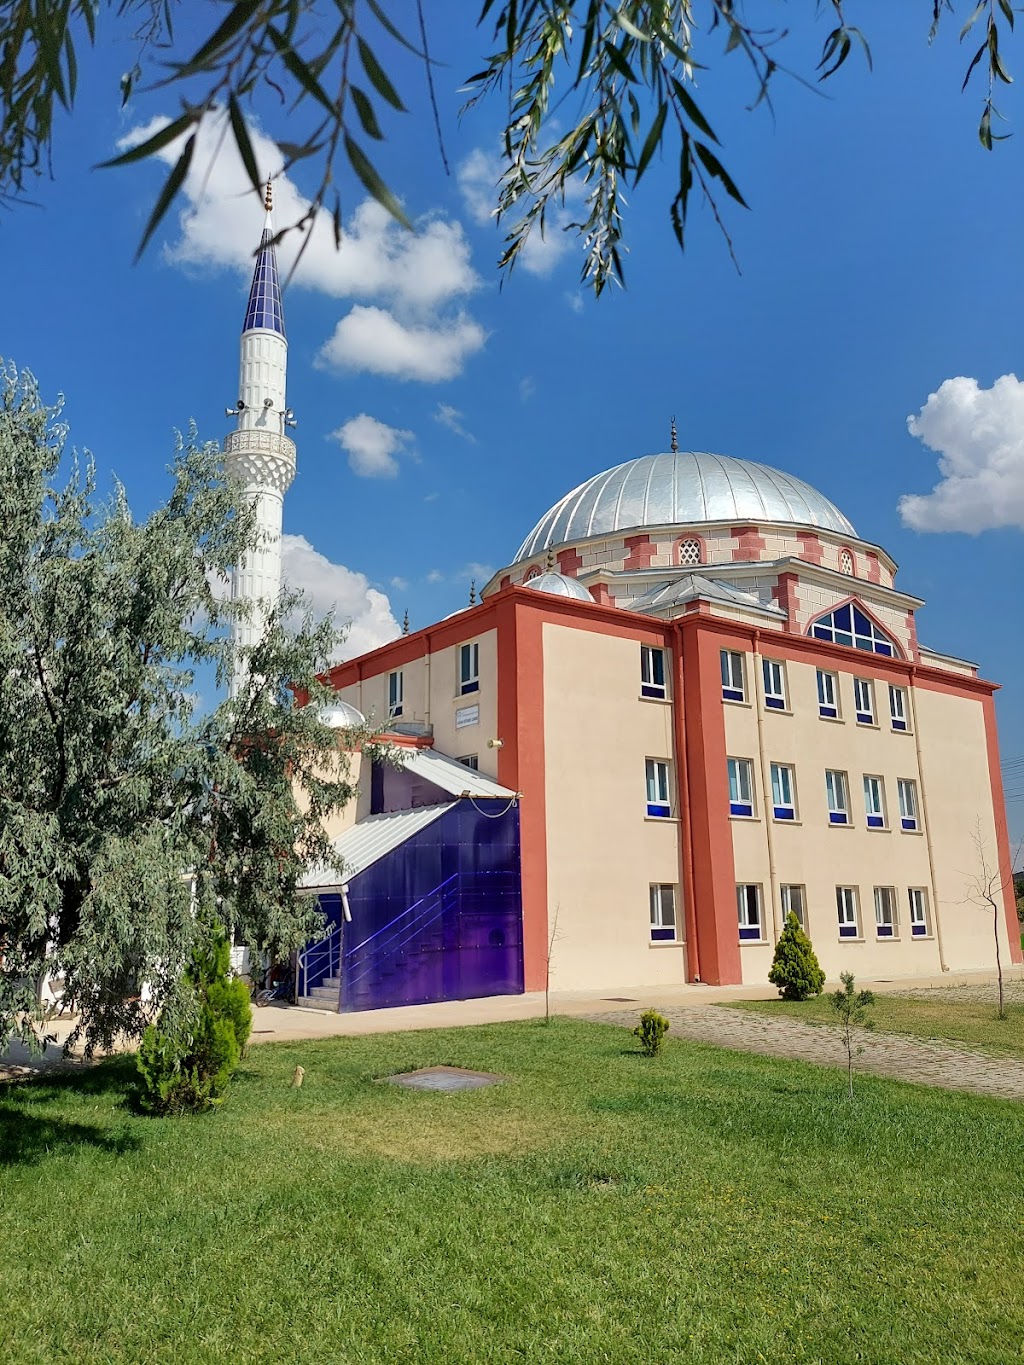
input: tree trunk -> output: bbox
[994,900,1005,1019]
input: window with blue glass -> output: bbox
[770,763,797,820]
[817,669,840,720]
[889,685,909,732]
[908,887,930,937]
[641,645,667,699]
[388,669,404,718]
[721,649,746,702]
[762,658,787,710]
[459,641,480,695]
[853,677,875,725]
[863,775,887,829]
[874,886,898,939]
[649,884,678,942]
[737,884,764,941]
[825,769,849,825]
[809,602,896,656]
[836,886,860,938]
[645,758,672,817]
[728,757,755,817]
[898,778,919,832]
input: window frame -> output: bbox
[649,884,678,943]
[640,644,668,700]
[457,754,479,771]
[897,778,919,832]
[836,885,860,939]
[863,774,887,830]
[908,887,930,938]
[721,649,746,703]
[645,758,673,818]
[853,676,875,726]
[874,885,899,939]
[459,641,480,695]
[770,761,797,821]
[817,668,840,720]
[737,884,765,942]
[809,602,896,656]
[727,756,756,818]
[388,668,404,719]
[825,769,850,825]
[889,684,909,732]
[780,883,807,930]
[762,658,787,711]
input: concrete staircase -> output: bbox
[297,974,341,1011]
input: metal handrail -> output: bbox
[342,874,459,960]
[345,881,461,992]
[297,921,343,999]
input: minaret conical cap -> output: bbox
[243,181,285,337]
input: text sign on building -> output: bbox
[455,704,480,729]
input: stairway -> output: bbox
[297,974,340,1011]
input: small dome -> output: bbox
[319,700,365,728]
[516,451,855,559]
[524,571,594,602]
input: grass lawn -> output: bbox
[730,992,1024,1059]
[3,1020,1024,1364]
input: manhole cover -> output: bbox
[382,1065,504,1092]
[603,997,637,1003]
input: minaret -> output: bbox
[225,181,296,698]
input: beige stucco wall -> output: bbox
[720,650,1001,983]
[541,622,687,991]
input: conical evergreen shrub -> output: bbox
[768,912,826,1001]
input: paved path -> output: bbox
[584,1003,1024,1101]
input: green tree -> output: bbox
[768,911,825,1002]
[0,364,356,1056]
[830,972,874,1100]
[0,3,1015,291]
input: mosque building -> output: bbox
[228,193,1021,1013]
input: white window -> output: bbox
[650,885,678,942]
[770,762,797,821]
[762,658,787,711]
[737,884,764,942]
[727,757,755,817]
[388,669,404,719]
[781,884,806,929]
[889,685,909,732]
[898,778,919,832]
[459,641,480,696]
[908,887,930,938]
[678,537,702,565]
[840,548,855,575]
[721,650,746,702]
[863,775,887,830]
[457,754,479,771]
[874,886,899,939]
[817,669,840,720]
[836,886,860,939]
[825,769,850,825]
[645,759,672,817]
[853,677,875,725]
[641,645,667,699]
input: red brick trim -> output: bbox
[623,534,657,570]
[731,525,767,560]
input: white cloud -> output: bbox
[900,374,1024,533]
[565,291,584,314]
[389,576,409,591]
[458,146,574,277]
[119,112,485,381]
[281,534,400,661]
[317,307,486,383]
[328,413,412,479]
[434,403,475,442]
[519,376,536,402]
[426,569,444,583]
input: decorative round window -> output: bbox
[678,538,702,566]
[839,549,854,575]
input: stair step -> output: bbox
[296,995,339,1012]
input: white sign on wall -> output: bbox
[455,704,480,729]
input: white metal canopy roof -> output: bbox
[300,803,455,889]
[397,747,517,800]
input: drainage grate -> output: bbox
[382,1065,504,1092]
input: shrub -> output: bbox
[136,931,252,1115]
[768,912,826,1001]
[633,1009,670,1057]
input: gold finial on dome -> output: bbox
[469,579,477,606]
[670,416,678,453]
[545,546,556,571]
[401,608,410,635]
[264,178,273,213]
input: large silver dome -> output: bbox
[515,451,856,560]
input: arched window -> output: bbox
[678,537,702,566]
[809,602,896,657]
[525,565,542,581]
[839,548,854,575]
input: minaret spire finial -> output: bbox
[670,415,678,453]
[469,579,477,606]
[402,608,410,636]
[264,178,273,213]
[545,545,556,572]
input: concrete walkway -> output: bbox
[585,1001,1024,1101]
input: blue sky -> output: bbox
[3,4,1022,843]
